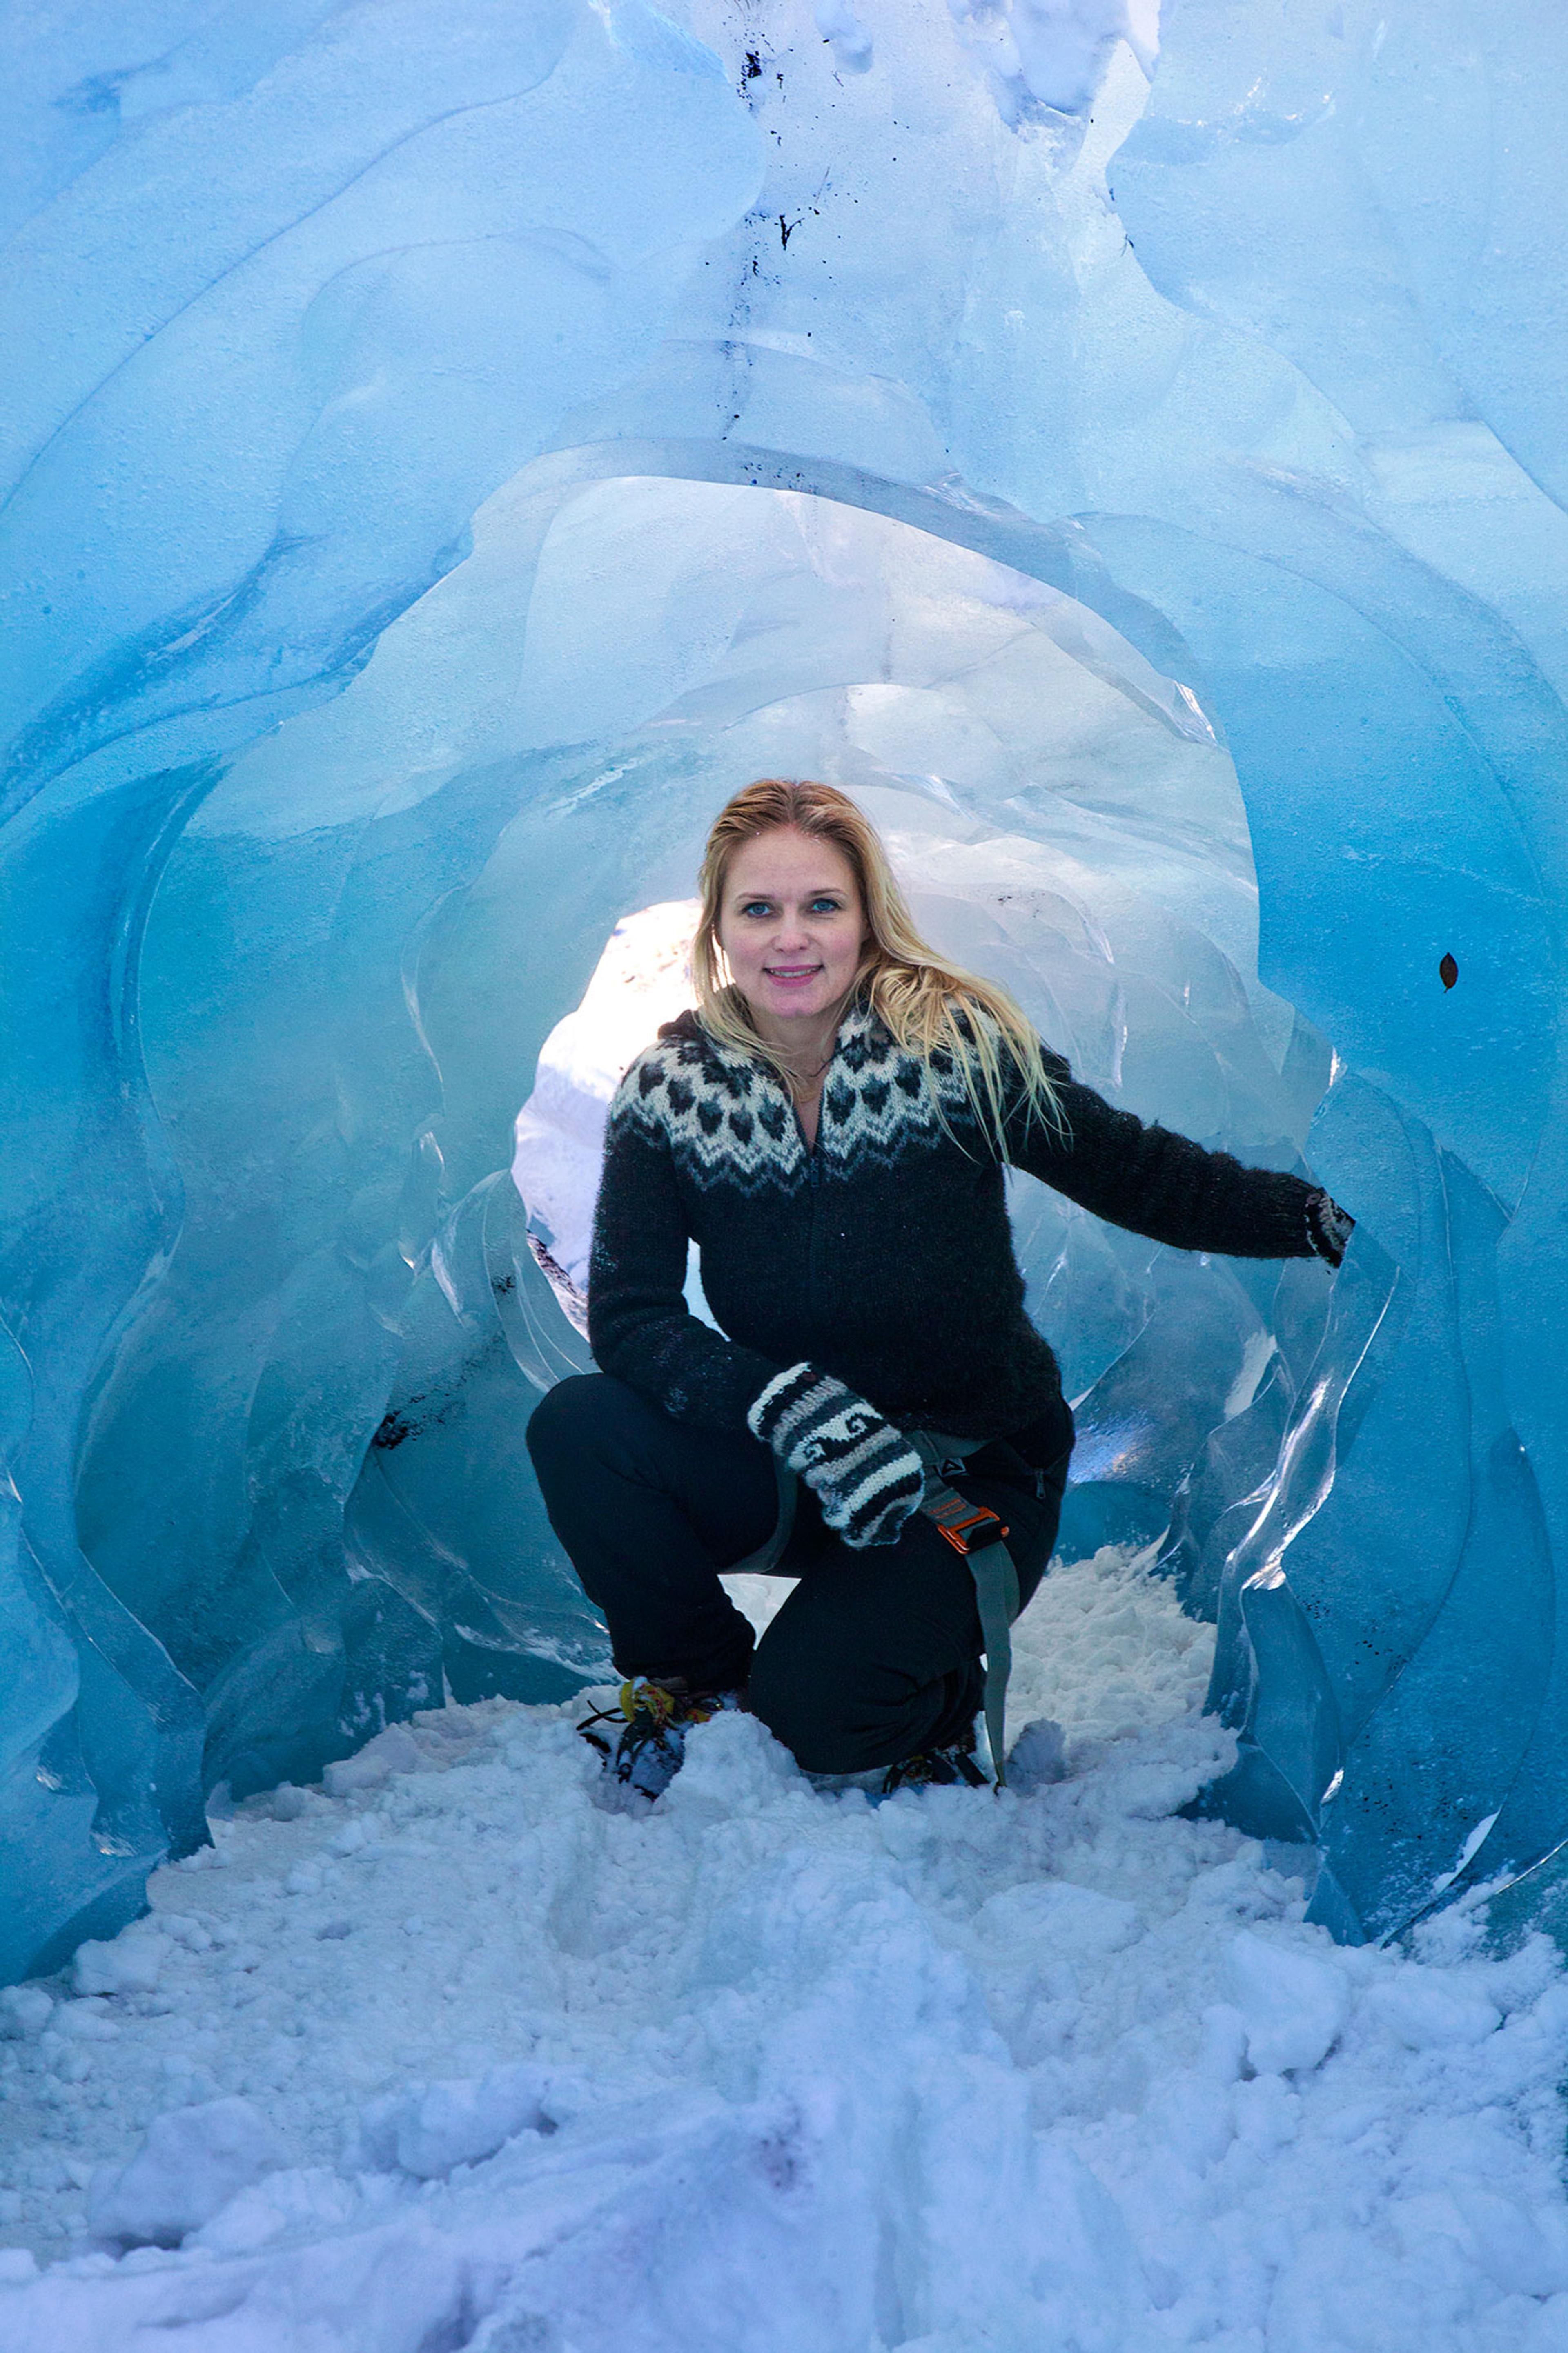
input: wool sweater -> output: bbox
[587,999,1334,1443]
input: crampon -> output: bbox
[578,1678,744,1801]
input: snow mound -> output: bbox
[2,1548,1568,2348]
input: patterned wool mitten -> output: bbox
[748,1363,926,1549]
[1305,1191,1355,1269]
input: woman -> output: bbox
[527,780,1351,1800]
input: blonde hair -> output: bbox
[690,779,1062,1154]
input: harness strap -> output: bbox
[912,1431,1020,1789]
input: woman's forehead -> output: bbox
[726,828,858,893]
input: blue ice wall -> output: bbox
[2,0,1566,1974]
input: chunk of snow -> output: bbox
[657,1708,800,1820]
[1225,1929,1350,2074]
[157,1913,213,1952]
[58,2002,122,2042]
[87,2098,291,2248]
[73,1928,171,1998]
[187,2166,359,2256]
[323,1724,423,1798]
[0,1986,53,2039]
[1007,1716,1068,1789]
[353,2065,584,2180]
[1364,1972,1501,2051]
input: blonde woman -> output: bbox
[527,781,1351,1800]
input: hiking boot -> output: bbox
[880,1742,991,1795]
[578,1678,745,1801]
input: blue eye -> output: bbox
[735,895,844,917]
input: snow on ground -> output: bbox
[4,1548,1568,2350]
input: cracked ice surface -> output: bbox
[5,1565,1568,2349]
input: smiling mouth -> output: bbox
[764,963,823,982]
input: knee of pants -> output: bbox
[746,1619,895,1772]
[525,1372,611,1484]
[748,1638,966,1775]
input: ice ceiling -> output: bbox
[3,0,1567,1979]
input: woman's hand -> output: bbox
[1305,1191,1355,1269]
[748,1364,925,1549]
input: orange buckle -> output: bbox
[933,1507,1011,1557]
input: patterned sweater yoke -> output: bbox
[617,1001,962,1191]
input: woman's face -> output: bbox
[716,826,866,1037]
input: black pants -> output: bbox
[526,1373,1074,1774]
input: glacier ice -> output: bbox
[1,0,1566,1977]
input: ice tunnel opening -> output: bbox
[63,462,1348,1845]
[487,477,1344,1560]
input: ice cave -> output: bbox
[4,0,1568,2008]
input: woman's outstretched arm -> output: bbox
[1003,1046,1353,1265]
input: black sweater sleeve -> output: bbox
[586,1098,784,1433]
[1003,1047,1321,1260]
